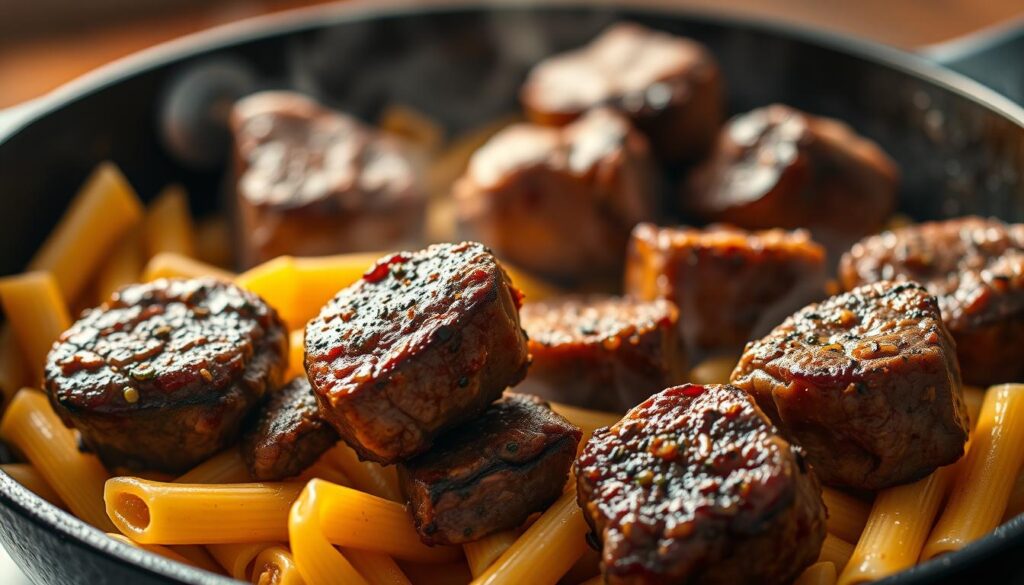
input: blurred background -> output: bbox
[0,0,1023,110]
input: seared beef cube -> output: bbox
[455,108,657,285]
[685,104,898,251]
[840,216,1024,386]
[576,384,825,585]
[732,281,969,490]
[521,22,723,161]
[241,376,339,480]
[44,278,288,473]
[231,91,425,267]
[625,223,826,356]
[305,243,530,464]
[399,393,580,545]
[517,295,685,412]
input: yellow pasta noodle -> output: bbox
[0,390,114,530]
[1,463,64,507]
[470,489,589,585]
[819,534,854,573]
[690,355,740,386]
[297,460,352,487]
[29,162,144,300]
[175,448,251,484]
[0,271,71,380]
[288,480,369,585]
[962,385,986,428]
[144,184,197,258]
[143,252,235,283]
[343,548,412,585]
[104,477,302,544]
[821,488,871,544]
[209,542,277,580]
[288,330,305,380]
[796,561,837,585]
[0,326,28,409]
[170,545,225,575]
[464,530,517,577]
[251,545,305,585]
[838,464,956,585]
[922,383,1024,560]
[237,257,300,328]
[323,443,402,502]
[107,533,195,566]
[95,227,145,301]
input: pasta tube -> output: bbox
[818,534,854,572]
[0,271,71,380]
[143,252,235,283]
[108,533,195,566]
[795,562,837,585]
[144,184,196,258]
[209,542,277,580]
[1,463,64,507]
[0,326,28,410]
[464,530,517,577]
[288,330,305,381]
[323,443,402,502]
[175,448,251,484]
[251,545,305,585]
[343,548,412,585]
[104,477,302,544]
[922,383,1024,560]
[0,390,114,530]
[288,479,369,585]
[95,227,144,301]
[821,488,871,544]
[170,545,224,575]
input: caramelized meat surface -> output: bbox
[732,281,969,490]
[455,108,657,285]
[685,104,898,246]
[840,216,1024,386]
[399,393,580,545]
[241,376,338,481]
[576,384,825,585]
[44,278,288,473]
[521,22,723,161]
[231,91,424,267]
[304,243,530,464]
[625,223,826,356]
[517,295,685,412]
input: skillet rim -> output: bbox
[1,2,1022,584]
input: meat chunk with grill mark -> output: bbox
[517,295,685,412]
[399,392,580,545]
[304,242,530,464]
[840,216,1024,386]
[731,281,969,490]
[576,383,825,585]
[44,278,288,473]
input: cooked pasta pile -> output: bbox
[1,161,1024,585]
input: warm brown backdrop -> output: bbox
[1,0,1022,109]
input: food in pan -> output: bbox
[231,91,425,267]
[521,22,724,161]
[455,107,658,284]
[2,19,1024,585]
[840,216,1024,386]
[517,294,685,412]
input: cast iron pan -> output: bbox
[1,2,1023,583]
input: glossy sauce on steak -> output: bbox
[731,281,969,490]
[304,242,529,464]
[398,392,580,545]
[44,278,288,473]
[517,295,685,412]
[576,383,825,585]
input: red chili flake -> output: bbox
[362,254,409,283]
[680,385,705,398]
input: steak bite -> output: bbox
[685,104,898,244]
[44,278,288,473]
[625,223,826,356]
[840,216,1024,386]
[304,242,530,464]
[241,376,339,481]
[517,295,685,412]
[576,384,825,585]
[731,281,969,490]
[399,393,581,545]
[231,91,425,267]
[454,107,658,284]
[521,22,723,161]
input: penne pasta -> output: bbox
[464,530,518,578]
[470,490,589,585]
[689,355,740,386]
[818,534,854,573]
[343,548,413,585]
[297,460,353,487]
[174,448,251,484]
[961,385,986,428]
[236,257,300,329]
[169,545,225,575]
[29,162,144,301]
[142,252,235,283]
[251,545,305,585]
[821,488,871,544]
[288,330,305,381]
[288,480,369,585]
[144,184,197,258]
[0,326,28,409]
[104,477,302,544]
[94,227,145,301]
[209,542,277,580]
[0,390,114,530]
[323,443,403,502]
[1,463,64,507]
[0,271,71,381]
[796,562,837,585]
[838,464,956,585]
[921,384,1024,560]
[108,533,196,566]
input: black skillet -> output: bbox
[1,2,1023,584]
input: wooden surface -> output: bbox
[0,0,1022,108]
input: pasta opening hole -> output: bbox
[254,563,280,585]
[115,493,151,532]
